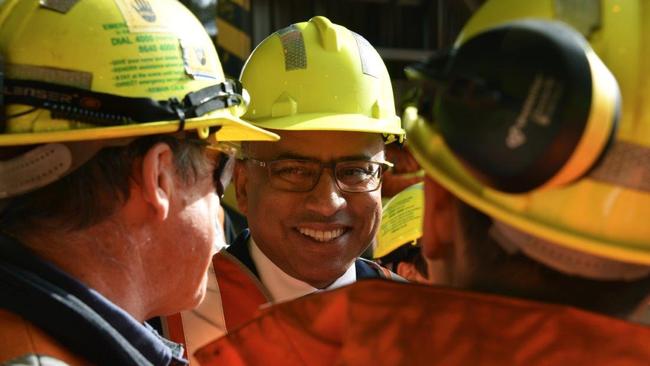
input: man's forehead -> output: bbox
[248,130,385,159]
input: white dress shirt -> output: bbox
[250,236,357,303]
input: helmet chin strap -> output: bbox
[489,219,650,281]
[0,138,132,199]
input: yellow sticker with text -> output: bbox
[375,182,424,259]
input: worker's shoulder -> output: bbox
[356,257,406,282]
[0,310,88,366]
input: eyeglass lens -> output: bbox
[214,153,235,197]
[267,159,384,192]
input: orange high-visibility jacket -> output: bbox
[166,230,399,363]
[0,309,91,365]
[195,280,650,366]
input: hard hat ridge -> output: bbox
[310,16,342,52]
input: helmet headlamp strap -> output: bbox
[168,97,186,132]
[2,78,246,127]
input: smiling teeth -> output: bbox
[298,228,345,242]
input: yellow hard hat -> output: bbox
[405,0,650,264]
[0,0,279,145]
[239,16,404,141]
[374,182,424,259]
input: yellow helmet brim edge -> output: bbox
[247,113,405,136]
[0,109,280,146]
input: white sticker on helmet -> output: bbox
[180,39,220,80]
[351,31,381,79]
[39,0,79,13]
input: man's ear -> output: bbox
[421,176,455,260]
[233,160,249,215]
[396,262,417,280]
[140,142,175,221]
[396,261,433,285]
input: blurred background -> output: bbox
[179,0,483,104]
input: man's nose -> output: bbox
[304,169,347,216]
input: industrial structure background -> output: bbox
[180,0,482,102]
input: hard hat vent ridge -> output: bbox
[271,92,298,117]
[309,16,341,52]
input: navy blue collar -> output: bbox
[227,229,259,278]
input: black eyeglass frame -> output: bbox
[243,157,394,193]
[208,142,239,198]
[213,153,235,197]
[182,137,236,198]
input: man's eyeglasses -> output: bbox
[157,133,234,198]
[243,158,393,193]
[213,152,235,197]
[204,140,237,198]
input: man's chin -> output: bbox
[297,267,348,289]
[185,272,210,310]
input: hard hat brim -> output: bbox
[0,109,280,146]
[247,113,405,136]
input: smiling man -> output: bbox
[179,16,405,357]
[229,14,405,307]
[238,129,388,291]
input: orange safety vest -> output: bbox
[212,251,396,332]
[166,230,399,362]
[0,309,91,365]
[194,280,650,366]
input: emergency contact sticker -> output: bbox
[106,0,217,92]
[114,0,172,33]
[102,21,185,94]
